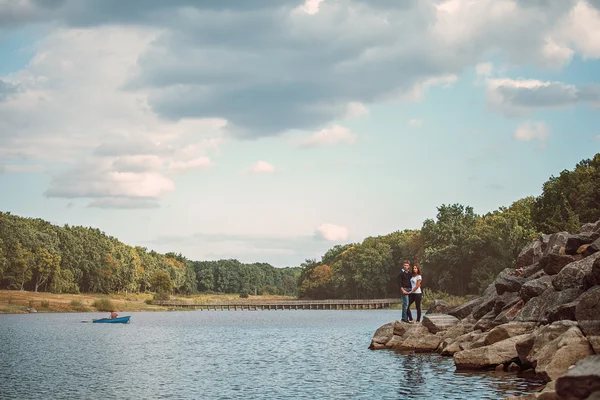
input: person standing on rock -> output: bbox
[397,260,413,323]
[408,265,423,323]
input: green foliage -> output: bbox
[92,298,116,312]
[239,289,249,298]
[150,270,173,294]
[152,291,170,302]
[40,300,49,308]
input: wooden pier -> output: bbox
[153,298,401,311]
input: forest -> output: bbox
[297,153,600,299]
[0,153,599,299]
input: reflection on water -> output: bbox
[0,310,542,399]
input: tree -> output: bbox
[32,247,61,292]
[150,270,173,294]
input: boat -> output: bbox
[92,316,131,324]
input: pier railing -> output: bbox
[153,298,402,311]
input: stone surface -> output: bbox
[534,325,594,381]
[517,321,578,367]
[546,300,579,323]
[544,232,569,257]
[369,322,394,349]
[518,238,545,269]
[453,334,530,370]
[515,288,581,323]
[422,313,459,334]
[493,299,525,325]
[522,263,544,279]
[494,291,520,314]
[425,299,450,315]
[541,253,581,275]
[555,355,600,399]
[520,275,553,303]
[582,238,600,257]
[440,331,484,356]
[566,234,598,255]
[484,322,537,346]
[576,286,600,322]
[496,269,526,295]
[553,252,600,291]
[474,310,501,332]
[448,297,483,320]
[583,257,600,290]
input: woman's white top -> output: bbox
[411,275,422,294]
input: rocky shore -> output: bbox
[370,220,600,400]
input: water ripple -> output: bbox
[0,311,543,399]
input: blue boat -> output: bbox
[92,316,131,324]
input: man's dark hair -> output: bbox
[403,260,410,265]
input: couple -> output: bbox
[397,260,422,323]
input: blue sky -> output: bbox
[0,0,599,266]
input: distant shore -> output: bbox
[0,290,296,314]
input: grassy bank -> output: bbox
[0,290,296,314]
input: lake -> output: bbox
[0,310,543,399]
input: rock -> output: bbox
[449,297,483,320]
[453,334,531,370]
[520,275,553,303]
[544,232,569,257]
[576,286,600,322]
[580,222,598,234]
[508,362,520,372]
[422,313,459,334]
[493,299,525,325]
[495,364,504,372]
[547,300,579,323]
[553,252,600,291]
[393,320,412,337]
[438,315,477,346]
[496,269,526,295]
[518,238,545,269]
[534,325,594,380]
[474,310,501,332]
[440,329,485,356]
[394,324,442,352]
[583,257,600,289]
[555,355,600,399]
[579,321,600,354]
[369,322,394,349]
[522,263,545,279]
[582,238,600,257]
[566,234,598,255]
[385,335,405,348]
[523,323,594,381]
[541,253,581,275]
[472,286,499,320]
[484,322,537,346]
[495,291,520,314]
[426,299,450,315]
[517,321,578,367]
[515,288,581,323]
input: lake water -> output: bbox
[0,310,543,399]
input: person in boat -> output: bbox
[110,311,119,319]
[407,264,423,323]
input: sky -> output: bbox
[0,0,599,267]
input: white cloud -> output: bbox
[345,102,369,118]
[315,223,349,241]
[168,157,211,172]
[294,0,325,15]
[475,62,494,77]
[554,1,600,59]
[0,164,44,173]
[483,76,599,115]
[514,121,551,142]
[243,161,276,174]
[296,125,356,148]
[407,119,423,127]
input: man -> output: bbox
[397,260,412,323]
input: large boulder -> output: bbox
[494,291,520,314]
[426,299,450,315]
[394,324,442,353]
[575,285,600,322]
[579,321,600,354]
[515,287,581,323]
[553,252,600,291]
[522,262,544,279]
[369,322,394,350]
[517,238,545,269]
[453,334,531,370]
[544,232,569,257]
[440,330,484,356]
[484,322,537,346]
[493,299,525,325]
[565,234,599,255]
[541,253,581,275]
[448,297,483,320]
[517,321,578,367]
[546,300,579,323]
[520,275,553,303]
[533,326,594,381]
[556,355,600,400]
[422,313,459,334]
[495,268,526,295]
[472,286,499,320]
[474,310,501,332]
[583,256,600,289]
[581,238,600,257]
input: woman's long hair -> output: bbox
[412,264,421,276]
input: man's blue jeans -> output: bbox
[401,289,411,321]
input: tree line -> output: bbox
[0,214,300,296]
[297,153,600,299]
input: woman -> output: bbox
[407,265,422,323]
